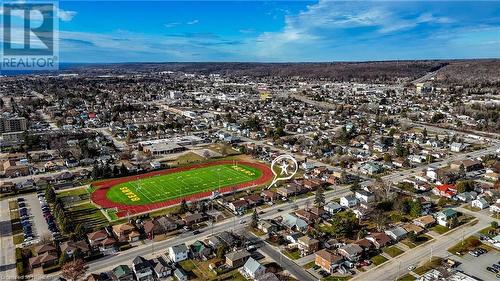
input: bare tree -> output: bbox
[61,259,87,281]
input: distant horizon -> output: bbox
[3,1,499,63]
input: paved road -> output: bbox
[352,209,499,281]
[0,199,16,278]
[72,187,352,276]
[247,233,316,281]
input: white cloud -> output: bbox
[187,19,199,25]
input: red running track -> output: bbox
[91,160,273,217]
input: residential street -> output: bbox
[353,209,499,281]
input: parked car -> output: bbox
[487,267,498,274]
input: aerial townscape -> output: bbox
[0,59,499,281]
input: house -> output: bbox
[366,233,392,249]
[338,244,364,261]
[242,257,266,279]
[28,252,58,269]
[257,220,278,234]
[402,223,424,235]
[182,213,206,226]
[34,243,57,255]
[471,198,489,210]
[156,216,178,232]
[132,256,154,281]
[354,239,373,251]
[295,209,318,224]
[435,209,458,227]
[490,203,500,214]
[456,192,477,202]
[112,223,140,242]
[173,268,188,281]
[297,236,319,256]
[281,214,308,232]
[111,265,135,281]
[450,142,466,152]
[190,240,212,260]
[432,184,457,198]
[217,231,239,248]
[229,200,249,214]
[261,190,279,202]
[315,249,343,273]
[360,162,383,175]
[244,194,264,206]
[149,256,172,279]
[324,202,342,214]
[168,243,189,262]
[286,232,301,244]
[450,159,483,172]
[226,249,251,268]
[385,226,408,241]
[340,195,358,208]
[413,215,436,228]
[87,229,108,249]
[143,219,162,237]
[60,240,91,257]
[354,190,375,203]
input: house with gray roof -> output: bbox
[242,257,266,279]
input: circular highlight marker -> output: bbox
[266,154,298,189]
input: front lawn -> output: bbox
[304,261,316,269]
[413,257,443,275]
[282,248,301,260]
[430,225,449,235]
[383,246,404,257]
[323,276,352,281]
[447,236,492,255]
[397,273,415,281]
[401,234,433,248]
[371,255,388,266]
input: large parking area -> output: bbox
[456,250,500,280]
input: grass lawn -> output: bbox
[105,163,263,205]
[180,259,218,280]
[397,273,415,281]
[413,257,443,276]
[479,226,496,236]
[401,234,433,248]
[304,261,316,269]
[13,234,24,245]
[283,248,301,260]
[371,255,388,266]
[323,276,352,281]
[66,203,109,230]
[447,236,493,255]
[57,187,89,198]
[9,200,17,210]
[383,246,404,257]
[248,227,265,237]
[217,270,246,281]
[430,225,449,235]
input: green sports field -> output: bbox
[105,163,262,205]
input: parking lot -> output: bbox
[25,193,50,238]
[456,250,500,279]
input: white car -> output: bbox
[408,266,416,271]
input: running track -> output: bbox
[91,160,273,217]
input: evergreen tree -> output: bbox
[314,186,325,207]
[251,208,259,228]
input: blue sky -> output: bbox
[6,1,500,62]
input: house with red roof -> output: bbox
[432,184,457,198]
